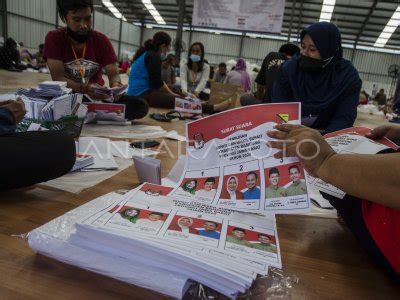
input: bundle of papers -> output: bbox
[175,96,202,114]
[91,85,127,102]
[71,154,95,172]
[28,192,190,299]
[76,137,119,171]
[71,183,280,298]
[41,94,85,121]
[133,156,161,185]
[85,103,127,124]
[17,81,72,99]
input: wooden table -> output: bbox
[0,71,398,299]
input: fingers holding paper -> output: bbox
[267,124,336,177]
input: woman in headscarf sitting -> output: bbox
[272,22,362,133]
[225,58,251,93]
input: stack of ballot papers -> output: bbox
[91,85,128,102]
[28,192,191,299]
[16,81,72,99]
[76,137,119,171]
[71,154,95,172]
[29,184,281,298]
[133,156,162,185]
[41,94,86,121]
[85,102,128,124]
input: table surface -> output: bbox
[0,70,398,299]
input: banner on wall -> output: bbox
[192,0,286,34]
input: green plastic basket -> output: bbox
[16,116,85,138]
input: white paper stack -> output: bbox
[27,192,191,299]
[76,137,119,171]
[71,154,95,172]
[67,183,282,298]
[17,81,72,99]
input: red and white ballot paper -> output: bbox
[308,126,399,199]
[172,102,311,214]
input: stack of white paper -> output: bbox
[17,81,72,99]
[27,192,191,299]
[71,154,95,172]
[68,183,281,298]
[77,137,119,171]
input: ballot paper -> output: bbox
[133,157,162,185]
[71,154,95,172]
[73,183,280,296]
[175,97,202,114]
[171,103,311,214]
[19,95,47,119]
[308,127,398,199]
[17,81,72,99]
[77,137,118,171]
[27,192,190,299]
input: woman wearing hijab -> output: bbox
[169,217,198,234]
[224,58,251,93]
[272,22,361,133]
[220,176,244,200]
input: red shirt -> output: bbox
[362,201,400,274]
[44,28,117,86]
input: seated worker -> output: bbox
[0,100,76,190]
[0,38,27,72]
[35,44,47,69]
[213,62,228,83]
[224,58,251,92]
[128,33,231,114]
[180,42,210,100]
[374,89,387,106]
[161,53,176,89]
[271,22,362,133]
[45,0,148,120]
[267,123,400,281]
[241,43,299,106]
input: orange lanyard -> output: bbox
[70,41,87,82]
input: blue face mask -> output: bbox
[190,54,201,63]
[160,52,167,61]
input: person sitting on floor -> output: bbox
[213,62,228,83]
[224,58,251,93]
[180,42,210,100]
[161,53,176,89]
[35,44,47,70]
[0,99,76,191]
[271,22,362,133]
[127,33,231,114]
[241,43,299,106]
[44,0,148,120]
[267,123,400,281]
[0,38,27,72]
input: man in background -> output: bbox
[240,43,300,106]
[213,62,228,83]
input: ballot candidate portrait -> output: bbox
[196,177,217,199]
[286,165,307,197]
[226,227,252,247]
[168,216,198,234]
[120,207,141,224]
[265,167,286,199]
[220,176,244,200]
[253,233,277,253]
[243,171,261,200]
[179,179,198,195]
[135,211,166,230]
[197,220,221,239]
[193,132,205,149]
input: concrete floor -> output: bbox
[0,69,390,129]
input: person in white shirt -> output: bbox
[196,177,217,199]
[135,212,165,230]
[180,42,210,100]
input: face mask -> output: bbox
[160,52,167,61]
[190,54,201,63]
[298,54,333,72]
[67,27,92,43]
